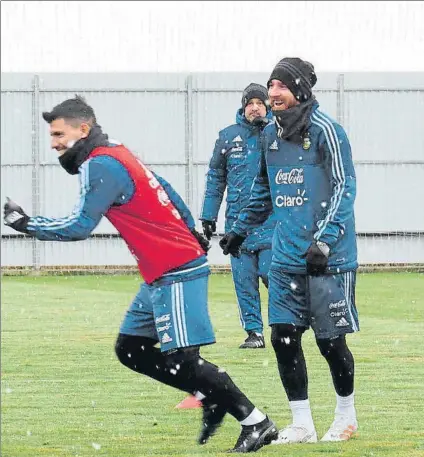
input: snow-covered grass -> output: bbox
[1,272,423,456]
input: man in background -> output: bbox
[201,83,275,349]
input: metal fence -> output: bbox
[1,72,424,272]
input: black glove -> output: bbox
[304,241,330,276]
[219,232,246,258]
[251,116,270,130]
[201,220,216,240]
[3,197,31,234]
[191,228,210,252]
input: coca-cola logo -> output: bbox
[275,168,304,185]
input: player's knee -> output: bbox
[114,333,156,366]
[164,346,200,372]
[316,335,347,358]
[271,324,305,360]
[271,324,304,345]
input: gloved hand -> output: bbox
[219,232,246,258]
[251,116,270,130]
[304,241,330,275]
[201,220,216,240]
[191,228,210,253]
[3,197,31,234]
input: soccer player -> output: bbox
[220,58,359,443]
[3,96,277,453]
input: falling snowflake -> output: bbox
[170,369,177,375]
[321,201,327,208]
[198,359,204,365]
[290,282,297,290]
[283,337,291,345]
[92,443,101,451]
[218,367,226,373]
[262,359,269,367]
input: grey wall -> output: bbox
[1,72,424,270]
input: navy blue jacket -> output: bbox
[200,109,275,251]
[232,103,358,273]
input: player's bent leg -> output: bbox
[152,272,276,451]
[114,333,195,394]
[270,324,317,444]
[164,346,277,450]
[164,347,226,444]
[316,336,358,441]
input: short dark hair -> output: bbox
[42,95,97,124]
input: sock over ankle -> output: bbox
[289,399,315,429]
[240,407,266,426]
[195,391,206,401]
[335,392,356,418]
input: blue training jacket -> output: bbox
[200,108,276,251]
[231,102,358,273]
[27,155,196,238]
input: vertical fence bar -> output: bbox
[337,73,345,126]
[185,74,194,210]
[31,74,41,272]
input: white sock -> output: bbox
[240,407,266,426]
[335,392,356,418]
[289,399,315,429]
[194,391,206,401]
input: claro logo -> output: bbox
[275,189,308,207]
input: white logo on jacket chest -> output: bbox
[269,140,278,151]
[275,168,304,185]
[275,189,308,207]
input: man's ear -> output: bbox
[80,122,91,138]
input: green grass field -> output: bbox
[1,272,424,457]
